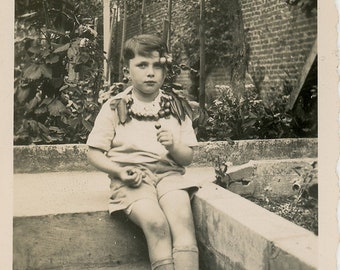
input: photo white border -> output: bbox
[1,1,339,269]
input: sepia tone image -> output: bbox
[9,0,337,269]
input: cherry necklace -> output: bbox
[126,92,173,121]
[111,88,192,125]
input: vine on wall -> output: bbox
[170,0,247,100]
[285,0,317,16]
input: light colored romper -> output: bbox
[86,88,199,214]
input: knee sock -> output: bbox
[172,245,199,270]
[151,257,174,270]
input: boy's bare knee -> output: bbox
[144,216,170,238]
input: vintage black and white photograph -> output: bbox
[2,0,337,269]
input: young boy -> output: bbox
[86,34,199,270]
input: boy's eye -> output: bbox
[137,63,147,68]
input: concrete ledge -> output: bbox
[193,138,317,167]
[13,182,317,270]
[13,138,317,173]
[14,167,215,217]
[12,140,318,269]
[192,183,317,270]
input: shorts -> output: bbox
[108,162,200,215]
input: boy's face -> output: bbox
[127,51,166,99]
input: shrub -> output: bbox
[201,84,296,141]
[14,0,103,145]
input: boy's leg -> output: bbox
[159,190,199,270]
[127,198,174,270]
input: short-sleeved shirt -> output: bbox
[86,86,198,170]
[86,87,199,213]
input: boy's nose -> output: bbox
[147,67,155,77]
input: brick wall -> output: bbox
[114,1,317,101]
[240,0,317,96]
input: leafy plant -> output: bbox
[14,0,104,145]
[290,84,317,138]
[285,0,317,17]
[213,157,252,189]
[201,84,296,141]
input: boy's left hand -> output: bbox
[156,128,175,150]
[155,124,193,166]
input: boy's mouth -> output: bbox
[144,81,157,84]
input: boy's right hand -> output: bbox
[118,167,145,188]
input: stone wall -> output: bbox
[13,138,317,173]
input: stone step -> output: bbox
[13,157,318,270]
[13,167,215,270]
[14,167,215,217]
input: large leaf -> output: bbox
[80,52,90,62]
[16,86,31,103]
[25,95,41,112]
[45,53,59,64]
[27,120,39,134]
[37,122,50,134]
[34,106,48,115]
[40,96,54,106]
[18,11,38,19]
[61,115,69,125]
[48,99,67,116]
[40,64,52,79]
[82,118,93,132]
[28,46,41,55]
[68,117,80,128]
[40,132,53,143]
[23,64,42,80]
[74,52,90,64]
[49,126,65,134]
[32,136,44,143]
[243,119,257,128]
[41,49,51,58]
[53,43,71,53]
[51,78,64,89]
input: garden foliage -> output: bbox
[170,0,246,98]
[14,0,103,145]
[200,84,295,141]
[14,0,317,145]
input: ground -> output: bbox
[245,195,318,235]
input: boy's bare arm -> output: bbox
[87,146,122,178]
[156,128,193,166]
[167,142,194,167]
[87,146,145,187]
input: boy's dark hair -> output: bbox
[122,34,168,65]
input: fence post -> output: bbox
[119,0,127,81]
[140,0,145,34]
[199,0,206,109]
[103,0,111,84]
